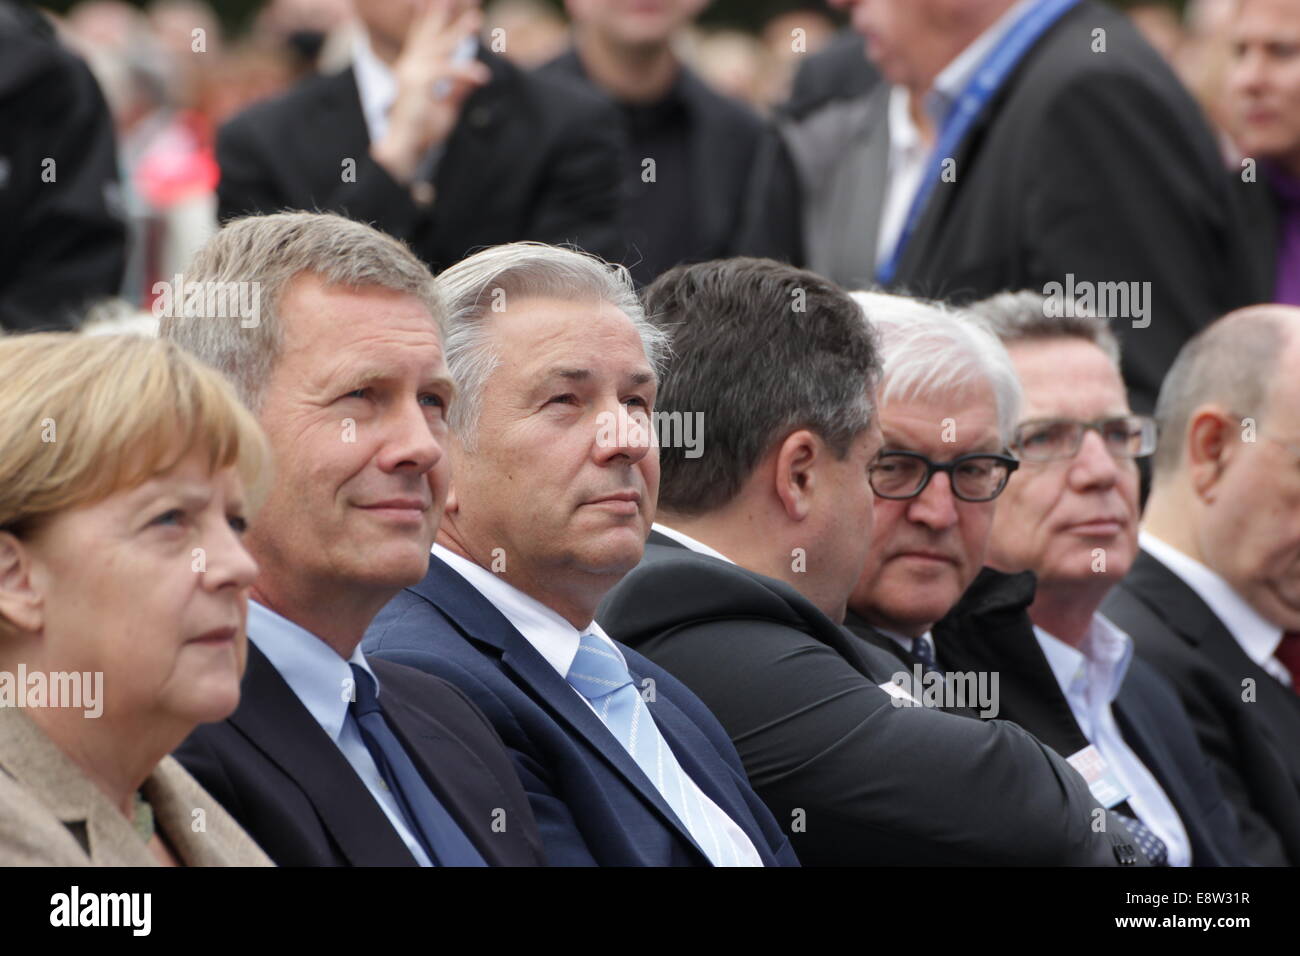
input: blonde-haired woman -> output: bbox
[0,333,273,866]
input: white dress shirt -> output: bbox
[247,600,433,866]
[876,625,937,664]
[1034,615,1192,866]
[1140,531,1292,687]
[432,543,763,866]
[876,0,1039,268]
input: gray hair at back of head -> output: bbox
[160,211,443,410]
[850,291,1023,446]
[435,242,667,446]
[966,290,1122,367]
[1152,306,1292,478]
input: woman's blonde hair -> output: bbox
[0,333,272,538]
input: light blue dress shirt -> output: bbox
[247,600,433,866]
[1033,615,1191,866]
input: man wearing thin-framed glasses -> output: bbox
[960,291,1249,866]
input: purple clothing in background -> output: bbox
[1265,162,1300,305]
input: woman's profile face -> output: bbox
[20,452,259,730]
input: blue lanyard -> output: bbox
[875,0,1080,285]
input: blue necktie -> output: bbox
[911,635,939,673]
[566,634,732,866]
[349,664,487,867]
[1112,808,1169,866]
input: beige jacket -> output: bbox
[0,707,272,866]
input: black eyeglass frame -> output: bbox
[868,449,1021,503]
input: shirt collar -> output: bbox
[1034,614,1133,704]
[886,83,921,158]
[1139,530,1285,666]
[431,543,624,679]
[928,0,1040,123]
[247,600,377,744]
[651,522,735,564]
[352,32,397,144]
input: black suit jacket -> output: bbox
[598,534,1147,866]
[176,643,546,866]
[538,50,802,281]
[877,1,1262,414]
[848,568,1248,866]
[215,49,625,271]
[0,6,125,330]
[1103,550,1300,866]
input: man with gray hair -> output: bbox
[364,242,797,866]
[1104,304,1300,866]
[970,290,1249,865]
[168,211,545,866]
[843,291,1022,685]
[599,261,1151,866]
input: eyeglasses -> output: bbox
[1011,415,1157,462]
[868,450,1020,502]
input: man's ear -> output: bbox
[0,532,43,636]
[773,430,819,522]
[1186,405,1238,501]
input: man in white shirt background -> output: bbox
[1105,303,1300,866]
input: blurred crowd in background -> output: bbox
[22,0,1250,316]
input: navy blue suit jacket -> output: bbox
[364,554,799,867]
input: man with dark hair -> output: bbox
[539,0,801,284]
[598,257,1148,866]
[214,0,624,272]
[1104,305,1300,866]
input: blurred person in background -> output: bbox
[758,8,834,107]
[684,28,769,110]
[1228,0,1300,306]
[1126,1,1183,64]
[0,333,272,865]
[484,0,569,68]
[1179,0,1238,157]
[780,0,1263,416]
[0,0,125,330]
[540,0,802,284]
[216,0,625,272]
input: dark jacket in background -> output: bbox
[538,49,801,284]
[0,3,125,330]
[848,567,1251,866]
[781,0,1264,414]
[599,534,1148,867]
[1104,550,1300,866]
[215,48,625,272]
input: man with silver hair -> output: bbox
[965,290,1249,866]
[167,211,545,866]
[844,291,1022,682]
[1105,304,1300,866]
[365,242,797,867]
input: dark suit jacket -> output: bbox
[848,567,1249,866]
[598,534,1147,866]
[176,643,546,866]
[1103,549,1300,866]
[215,49,625,271]
[785,1,1262,414]
[538,50,802,282]
[0,6,125,330]
[363,553,799,867]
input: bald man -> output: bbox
[1104,305,1300,866]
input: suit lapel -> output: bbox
[412,556,711,861]
[228,643,417,865]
